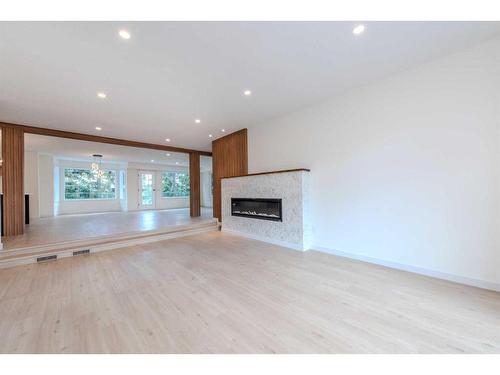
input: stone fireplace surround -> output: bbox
[221,169,311,251]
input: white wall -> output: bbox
[24,151,39,219]
[20,154,193,218]
[38,154,55,217]
[201,170,213,207]
[248,36,500,289]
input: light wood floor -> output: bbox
[1,208,213,250]
[0,231,499,354]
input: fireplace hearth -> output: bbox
[231,198,282,222]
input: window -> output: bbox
[162,171,190,197]
[64,168,117,200]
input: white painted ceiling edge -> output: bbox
[1,22,500,151]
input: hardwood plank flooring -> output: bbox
[0,231,499,353]
[1,208,213,250]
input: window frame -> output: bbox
[63,167,118,201]
[161,171,190,199]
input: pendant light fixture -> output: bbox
[91,154,104,179]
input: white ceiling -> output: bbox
[25,134,213,171]
[2,22,500,151]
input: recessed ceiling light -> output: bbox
[150,160,154,163]
[175,162,179,165]
[119,30,131,40]
[165,138,171,142]
[166,153,171,157]
[244,90,252,96]
[353,24,365,35]
[208,134,213,138]
[95,126,102,131]
[221,129,225,132]
[97,92,107,99]
[195,119,201,124]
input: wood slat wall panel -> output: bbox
[1,126,25,235]
[189,152,201,217]
[212,129,248,221]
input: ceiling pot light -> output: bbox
[353,24,365,35]
[221,129,225,132]
[150,160,154,163]
[119,30,131,40]
[208,134,213,138]
[244,90,252,96]
[195,119,201,124]
[165,138,171,142]
[95,126,102,131]
[166,153,171,157]
[97,92,107,99]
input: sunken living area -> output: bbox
[1,21,500,357]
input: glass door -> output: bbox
[138,171,155,209]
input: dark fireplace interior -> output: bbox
[231,198,282,222]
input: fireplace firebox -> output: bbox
[231,198,282,222]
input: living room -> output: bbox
[1,2,500,373]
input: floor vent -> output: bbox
[37,255,57,263]
[73,249,90,256]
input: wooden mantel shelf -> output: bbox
[221,168,310,179]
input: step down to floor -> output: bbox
[0,219,220,269]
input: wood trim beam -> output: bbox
[1,126,25,236]
[189,152,201,217]
[0,122,212,157]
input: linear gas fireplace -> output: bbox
[231,198,282,222]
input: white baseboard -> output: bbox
[221,228,307,251]
[312,245,500,293]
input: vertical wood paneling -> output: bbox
[189,152,201,217]
[1,126,25,236]
[212,129,248,221]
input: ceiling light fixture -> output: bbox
[195,119,201,124]
[119,30,131,40]
[208,134,213,138]
[175,162,179,165]
[97,92,107,99]
[166,153,171,157]
[221,129,225,132]
[165,138,171,142]
[150,160,154,163]
[353,24,365,35]
[95,126,102,131]
[91,154,104,179]
[244,90,252,96]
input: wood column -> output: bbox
[212,129,248,221]
[1,126,25,236]
[189,152,201,217]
